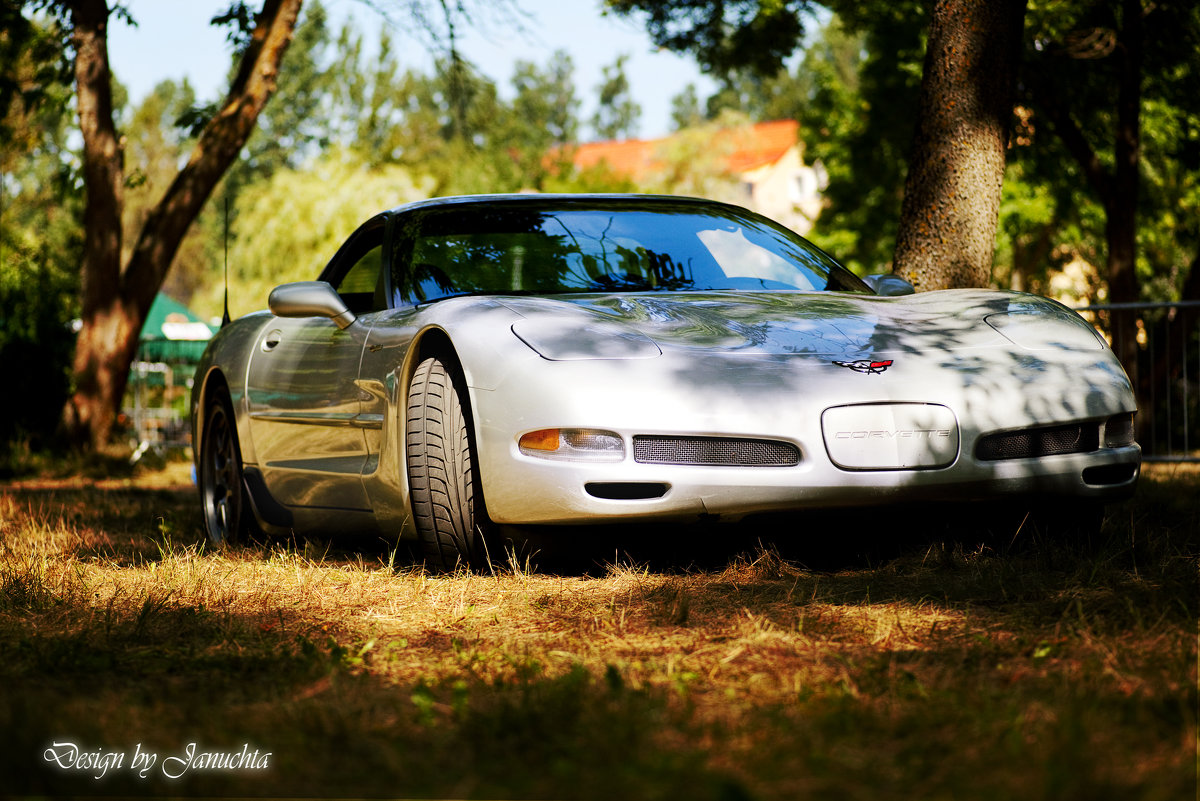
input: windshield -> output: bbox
[390,200,869,305]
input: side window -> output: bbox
[325,222,386,314]
[336,246,382,307]
[389,213,421,306]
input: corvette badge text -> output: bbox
[833,429,952,440]
[43,741,271,780]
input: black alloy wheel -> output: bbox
[199,388,247,546]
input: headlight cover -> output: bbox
[1104,413,1136,447]
[512,319,661,360]
[984,309,1105,351]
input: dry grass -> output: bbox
[1,463,1196,799]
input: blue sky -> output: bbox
[106,0,718,140]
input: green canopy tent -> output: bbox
[137,293,216,363]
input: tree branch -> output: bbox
[122,0,302,308]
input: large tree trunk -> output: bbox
[62,0,127,448]
[893,0,1027,291]
[61,0,303,451]
[1105,0,1143,379]
[1107,0,1143,307]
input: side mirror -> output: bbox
[863,274,916,297]
[268,281,357,329]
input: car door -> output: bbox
[245,219,388,511]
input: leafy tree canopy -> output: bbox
[606,0,813,75]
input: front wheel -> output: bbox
[199,388,249,546]
[406,356,489,571]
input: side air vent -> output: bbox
[976,423,1100,462]
[633,435,800,467]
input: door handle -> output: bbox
[261,329,283,351]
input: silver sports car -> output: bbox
[192,194,1140,568]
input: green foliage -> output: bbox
[194,151,432,321]
[0,12,81,452]
[995,159,1066,294]
[640,109,753,202]
[506,51,579,181]
[795,8,925,274]
[329,24,406,164]
[225,0,337,191]
[540,160,641,194]
[669,83,705,131]
[0,232,79,449]
[592,53,642,140]
[1015,0,1200,300]
[607,0,814,75]
[704,65,810,123]
[389,57,524,193]
[1131,13,1200,299]
[119,78,221,304]
[0,4,71,146]
[171,18,625,316]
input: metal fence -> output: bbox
[1076,300,1200,462]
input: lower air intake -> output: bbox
[976,423,1100,461]
[633,435,800,467]
[585,482,669,500]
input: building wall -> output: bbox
[739,147,827,236]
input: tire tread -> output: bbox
[406,356,482,570]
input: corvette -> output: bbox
[192,194,1141,568]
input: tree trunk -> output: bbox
[1182,251,1200,303]
[1105,0,1143,377]
[893,0,1027,291]
[61,0,303,451]
[62,0,127,448]
[1107,0,1143,306]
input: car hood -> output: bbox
[501,290,1105,361]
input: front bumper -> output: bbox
[474,365,1138,526]
[479,431,1139,525]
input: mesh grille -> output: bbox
[633,436,800,467]
[976,424,1100,461]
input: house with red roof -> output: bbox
[569,119,826,235]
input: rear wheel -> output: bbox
[199,388,248,546]
[406,356,488,571]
